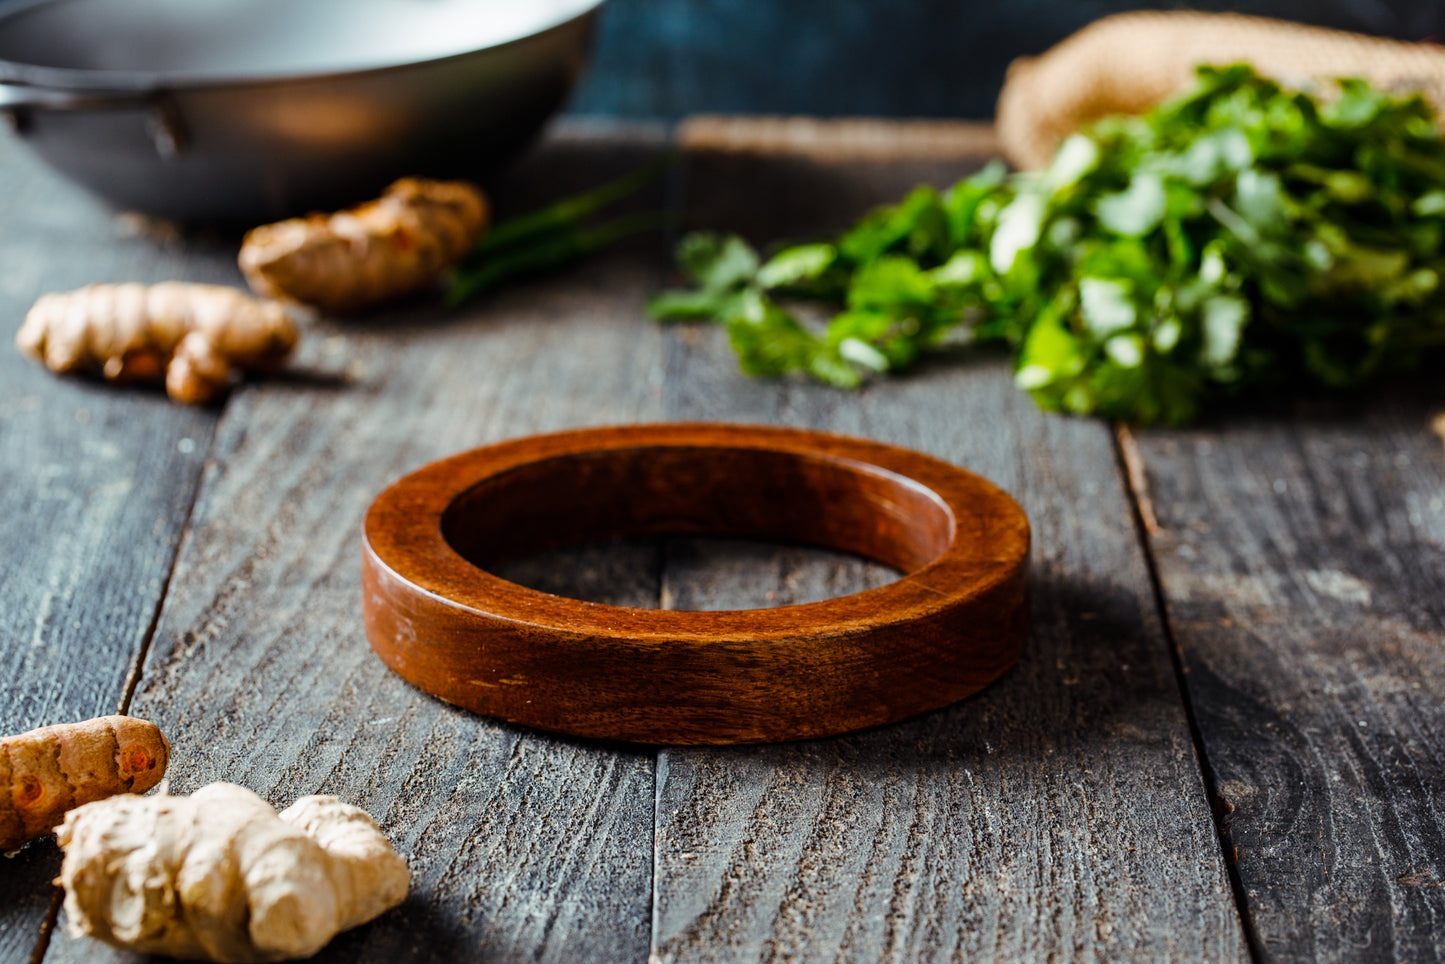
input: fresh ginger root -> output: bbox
[16,282,298,405]
[0,716,168,852]
[58,783,409,963]
[238,177,489,313]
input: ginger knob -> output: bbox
[15,282,298,405]
[239,177,490,313]
[58,783,409,963]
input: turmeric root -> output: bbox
[59,783,409,963]
[16,282,298,405]
[997,11,1445,169]
[239,177,489,313]
[0,716,168,851]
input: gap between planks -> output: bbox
[18,117,1254,963]
[1112,423,1266,964]
[39,125,673,964]
[23,423,227,964]
[20,302,233,964]
[648,123,1248,963]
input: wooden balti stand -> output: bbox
[362,423,1030,744]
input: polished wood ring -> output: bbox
[362,423,1030,744]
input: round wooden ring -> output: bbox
[362,423,1030,744]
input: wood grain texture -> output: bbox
[648,135,1249,962]
[1131,394,1445,962]
[41,128,672,964]
[0,136,226,962]
[20,114,1437,964]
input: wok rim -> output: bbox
[0,0,605,94]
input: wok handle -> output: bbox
[0,82,149,111]
[0,82,187,158]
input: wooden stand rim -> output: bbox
[362,422,1030,744]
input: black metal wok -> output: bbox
[0,0,605,222]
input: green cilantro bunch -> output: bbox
[650,65,1445,424]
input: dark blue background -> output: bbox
[568,0,1445,119]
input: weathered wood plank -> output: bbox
[41,126,671,964]
[1130,393,1445,962]
[649,120,1249,962]
[0,137,230,962]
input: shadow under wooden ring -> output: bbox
[362,422,1030,744]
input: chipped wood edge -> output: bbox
[1115,424,1162,537]
[677,116,1001,161]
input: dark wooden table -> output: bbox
[1,117,1441,964]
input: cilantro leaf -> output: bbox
[654,65,1445,424]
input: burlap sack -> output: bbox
[996,11,1445,169]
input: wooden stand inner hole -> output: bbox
[440,446,956,579]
